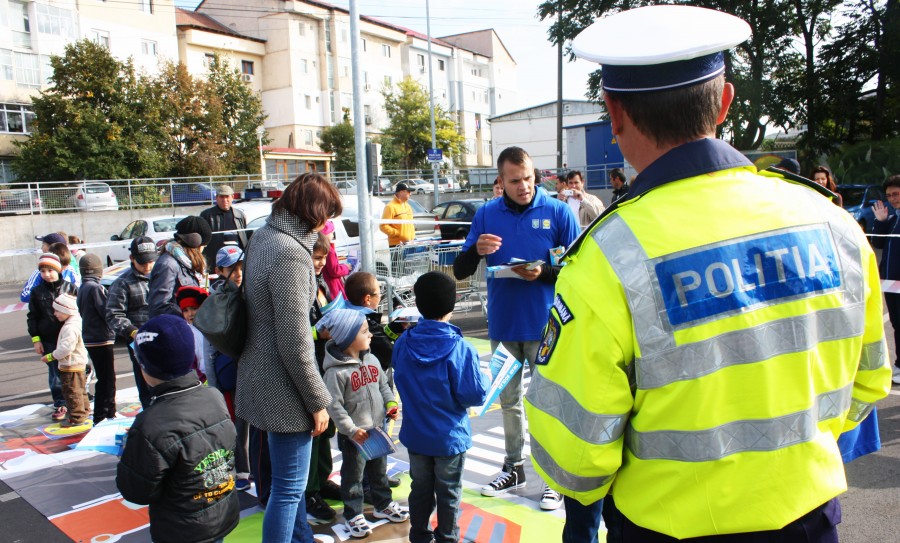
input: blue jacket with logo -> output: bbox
[461,187,580,342]
[393,319,489,457]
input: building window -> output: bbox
[381,44,391,58]
[203,53,215,67]
[384,75,392,86]
[10,1,30,48]
[471,67,481,76]
[438,59,445,71]
[417,54,425,68]
[304,130,313,146]
[1,103,35,134]
[301,59,308,73]
[325,23,332,53]
[305,95,311,109]
[483,90,488,103]
[0,159,18,183]
[298,21,305,36]
[341,27,347,43]
[14,52,40,88]
[141,0,153,14]
[0,50,13,81]
[90,29,110,49]
[241,60,254,75]
[141,40,158,57]
[36,4,76,38]
[361,38,367,52]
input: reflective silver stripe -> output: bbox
[530,437,612,492]
[636,304,866,389]
[847,398,875,423]
[627,384,853,462]
[593,213,867,390]
[526,370,629,445]
[858,340,888,372]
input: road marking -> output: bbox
[0,347,40,356]
[0,491,20,502]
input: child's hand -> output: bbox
[41,354,51,363]
[33,343,44,356]
[318,328,331,340]
[352,428,369,444]
[386,407,399,420]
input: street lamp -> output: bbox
[256,126,266,181]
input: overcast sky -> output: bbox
[179,0,599,115]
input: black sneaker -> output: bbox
[387,475,401,488]
[480,463,526,497]
[320,479,342,501]
[306,492,336,520]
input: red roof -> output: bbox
[176,8,266,43]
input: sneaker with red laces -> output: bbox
[51,406,67,421]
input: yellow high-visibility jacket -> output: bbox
[525,160,891,539]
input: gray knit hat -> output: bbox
[79,253,103,278]
[320,308,367,351]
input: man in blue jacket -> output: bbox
[393,271,489,543]
[453,146,581,508]
[872,174,900,384]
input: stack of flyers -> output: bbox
[470,344,522,417]
[319,292,346,315]
[389,307,422,323]
[486,259,544,280]
[352,426,397,461]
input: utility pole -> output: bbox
[349,0,374,272]
[426,0,440,208]
[556,1,563,172]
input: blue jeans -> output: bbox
[563,495,604,543]
[490,340,540,466]
[47,359,64,408]
[263,430,314,543]
[408,452,465,543]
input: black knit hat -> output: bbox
[175,216,213,248]
[79,253,103,278]
[414,271,456,319]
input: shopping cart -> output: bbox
[376,241,435,310]
[430,241,487,316]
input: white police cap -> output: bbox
[572,5,751,93]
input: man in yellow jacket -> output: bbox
[525,5,892,543]
[381,182,415,246]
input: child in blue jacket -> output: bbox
[393,271,489,543]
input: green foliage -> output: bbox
[828,138,900,184]
[320,121,357,171]
[13,43,266,181]
[380,77,466,171]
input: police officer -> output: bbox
[525,5,892,543]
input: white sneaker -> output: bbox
[892,365,900,385]
[539,484,563,510]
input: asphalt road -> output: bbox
[0,282,898,542]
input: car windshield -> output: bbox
[153,218,181,233]
[840,187,867,208]
[408,199,427,213]
[85,184,110,194]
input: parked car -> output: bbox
[431,198,487,241]
[107,215,186,264]
[373,176,393,195]
[438,175,459,193]
[241,180,286,200]
[0,188,43,215]
[840,184,887,234]
[333,179,357,193]
[404,178,436,194]
[71,182,119,211]
[405,198,439,239]
[99,259,132,288]
[171,182,216,206]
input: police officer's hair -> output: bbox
[609,168,626,183]
[566,170,584,182]
[605,76,725,148]
[497,146,531,170]
[885,175,900,191]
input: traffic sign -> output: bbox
[427,148,443,163]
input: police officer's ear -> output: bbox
[716,82,736,126]
[604,94,626,136]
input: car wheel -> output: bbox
[107,255,113,266]
[417,189,424,195]
[455,228,468,240]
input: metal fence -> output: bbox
[0,163,622,216]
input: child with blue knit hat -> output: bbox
[320,308,409,538]
[117,314,238,543]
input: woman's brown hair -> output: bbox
[161,242,207,274]
[273,172,342,228]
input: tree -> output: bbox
[381,77,466,171]
[205,54,268,174]
[320,110,356,171]
[13,40,168,181]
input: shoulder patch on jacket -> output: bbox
[552,294,574,324]
[535,312,561,366]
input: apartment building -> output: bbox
[0,0,177,182]
[195,0,515,168]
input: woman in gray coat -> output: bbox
[236,172,342,543]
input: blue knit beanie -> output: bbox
[321,308,367,351]
[135,315,196,380]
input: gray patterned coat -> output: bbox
[236,209,332,433]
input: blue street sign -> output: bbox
[427,148,443,163]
